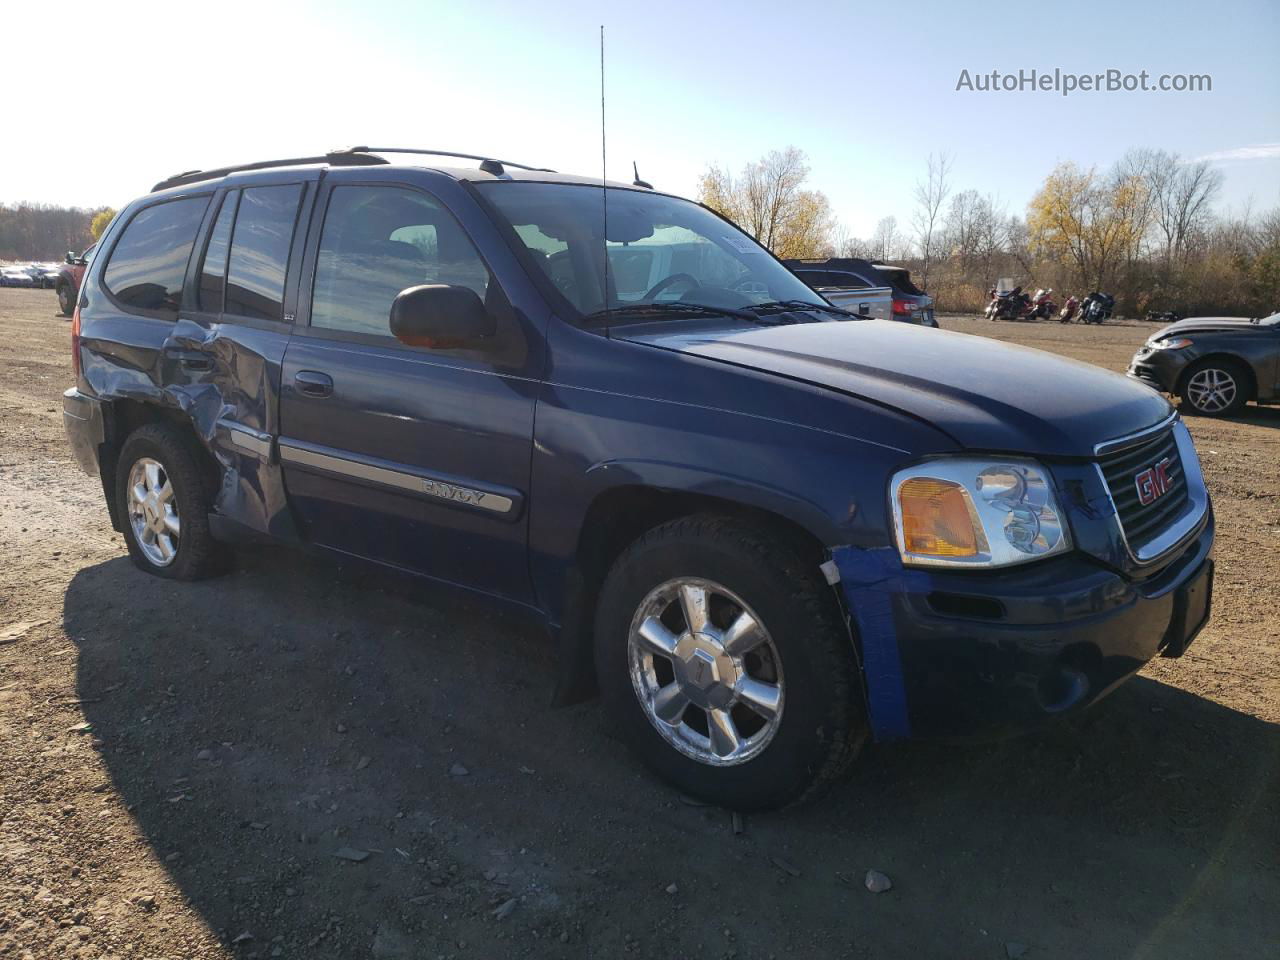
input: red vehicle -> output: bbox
[1059,295,1080,323]
[56,244,96,317]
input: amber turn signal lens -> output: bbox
[898,477,984,557]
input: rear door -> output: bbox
[277,172,540,603]
[166,171,317,537]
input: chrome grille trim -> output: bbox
[1093,417,1209,566]
[1093,410,1178,457]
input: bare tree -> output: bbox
[911,152,953,291]
[0,203,104,260]
[822,223,874,259]
[697,148,835,257]
[870,216,904,262]
[1111,148,1164,264]
[943,190,1005,281]
[1152,158,1224,263]
[840,235,876,259]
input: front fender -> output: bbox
[581,457,844,544]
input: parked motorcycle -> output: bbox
[1027,288,1057,321]
[1058,295,1080,323]
[987,286,1032,321]
[1146,309,1181,323]
[1080,292,1115,324]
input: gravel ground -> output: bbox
[1,287,1277,960]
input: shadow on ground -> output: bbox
[66,551,1280,959]
[1225,405,1280,430]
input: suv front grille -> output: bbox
[1098,427,1189,550]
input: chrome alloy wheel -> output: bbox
[627,578,784,766]
[127,457,180,567]
[1186,368,1237,413]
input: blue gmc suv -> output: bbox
[62,148,1215,809]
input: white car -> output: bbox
[0,265,37,287]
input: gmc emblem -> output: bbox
[1134,457,1174,506]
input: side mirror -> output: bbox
[65,251,75,264]
[389,284,495,349]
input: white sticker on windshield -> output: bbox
[723,235,757,254]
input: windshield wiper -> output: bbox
[748,299,860,318]
[582,302,759,324]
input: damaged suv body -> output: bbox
[63,149,1214,809]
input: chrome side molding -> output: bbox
[217,418,274,460]
[277,439,517,516]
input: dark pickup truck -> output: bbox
[63,149,1215,809]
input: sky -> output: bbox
[2,0,1277,237]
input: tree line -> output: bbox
[7,155,1277,319]
[0,203,111,261]
[698,148,1280,317]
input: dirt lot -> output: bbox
[1,287,1277,960]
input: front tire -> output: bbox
[115,423,229,580]
[57,283,74,317]
[1180,360,1249,417]
[594,515,866,810]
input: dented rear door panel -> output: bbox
[166,173,321,540]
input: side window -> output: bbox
[225,184,303,321]
[102,196,210,318]
[198,191,238,312]
[311,185,491,336]
[834,272,871,289]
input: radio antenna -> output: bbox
[599,24,610,333]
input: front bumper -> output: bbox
[835,513,1214,741]
[63,387,105,478]
[1128,345,1189,393]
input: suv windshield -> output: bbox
[476,182,825,320]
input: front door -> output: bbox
[278,175,540,603]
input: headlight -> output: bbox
[1149,337,1192,350]
[890,458,1071,568]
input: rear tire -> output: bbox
[1180,359,1250,417]
[57,283,74,317]
[115,423,230,580]
[594,514,866,810]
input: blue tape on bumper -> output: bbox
[832,546,915,741]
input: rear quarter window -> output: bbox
[225,184,304,321]
[102,196,210,318]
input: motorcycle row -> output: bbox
[984,287,1115,324]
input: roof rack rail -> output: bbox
[330,146,555,175]
[151,152,389,192]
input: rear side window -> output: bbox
[800,270,868,289]
[225,184,303,321]
[102,196,210,318]
[198,191,238,312]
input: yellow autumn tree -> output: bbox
[1027,163,1148,290]
[90,208,117,241]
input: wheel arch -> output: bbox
[551,480,841,707]
[98,398,221,531]
[1176,353,1259,400]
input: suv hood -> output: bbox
[1153,316,1268,338]
[620,320,1171,458]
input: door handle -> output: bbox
[164,347,213,371]
[858,303,870,315]
[294,370,333,398]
